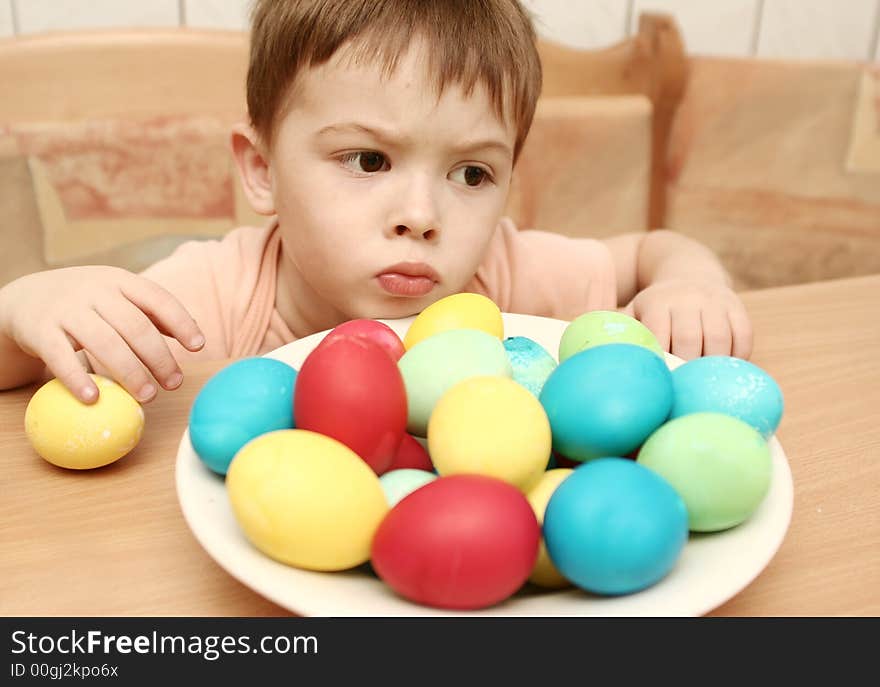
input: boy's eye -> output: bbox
[451,165,490,187]
[340,151,388,173]
[464,166,486,186]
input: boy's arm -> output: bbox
[603,230,732,306]
[601,230,752,360]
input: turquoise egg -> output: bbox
[543,458,688,595]
[539,343,673,462]
[671,356,784,438]
[398,329,511,437]
[503,336,558,397]
[379,469,438,508]
[189,357,297,475]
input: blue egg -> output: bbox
[544,457,688,595]
[539,343,673,462]
[503,336,558,397]
[671,356,784,438]
[189,357,297,475]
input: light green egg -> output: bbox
[637,412,772,532]
[398,328,512,436]
[379,468,438,508]
[559,310,664,362]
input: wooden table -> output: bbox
[2,275,878,616]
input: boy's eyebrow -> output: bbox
[317,122,403,145]
[316,122,512,159]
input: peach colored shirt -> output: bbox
[139,217,617,364]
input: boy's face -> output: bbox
[266,41,516,323]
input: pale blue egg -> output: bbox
[189,357,297,475]
[539,343,673,462]
[543,457,688,595]
[503,336,558,397]
[671,356,783,438]
[379,468,438,508]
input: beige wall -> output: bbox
[1,0,879,61]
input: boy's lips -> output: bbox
[376,262,440,297]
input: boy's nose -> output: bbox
[392,224,437,241]
[386,177,440,241]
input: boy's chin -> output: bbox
[350,294,439,322]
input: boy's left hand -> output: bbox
[621,278,753,360]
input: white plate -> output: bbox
[175,313,794,616]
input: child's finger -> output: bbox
[95,298,184,391]
[728,306,754,360]
[41,331,100,404]
[585,273,616,312]
[67,311,157,403]
[638,307,671,353]
[700,308,733,356]
[669,308,702,360]
[120,278,205,352]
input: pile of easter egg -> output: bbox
[188,293,784,611]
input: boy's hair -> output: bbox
[247,0,542,160]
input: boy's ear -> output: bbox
[230,122,275,216]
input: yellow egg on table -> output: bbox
[403,293,503,350]
[428,375,551,491]
[226,429,388,572]
[24,374,144,470]
[526,468,574,588]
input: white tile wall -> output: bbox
[13,0,179,34]
[631,0,761,57]
[184,0,251,31]
[522,0,629,49]
[4,0,880,62]
[0,0,14,37]
[756,0,879,60]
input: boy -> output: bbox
[0,0,751,405]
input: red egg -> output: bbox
[294,335,407,475]
[371,474,540,609]
[387,433,434,472]
[319,319,406,362]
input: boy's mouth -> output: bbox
[376,262,440,297]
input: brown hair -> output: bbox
[247,0,542,160]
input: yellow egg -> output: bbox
[403,293,503,350]
[427,376,551,491]
[24,374,144,470]
[526,468,574,588]
[226,429,388,572]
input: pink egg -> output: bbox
[319,319,406,362]
[371,474,540,609]
[294,335,407,475]
[387,433,434,472]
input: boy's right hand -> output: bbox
[0,266,205,404]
